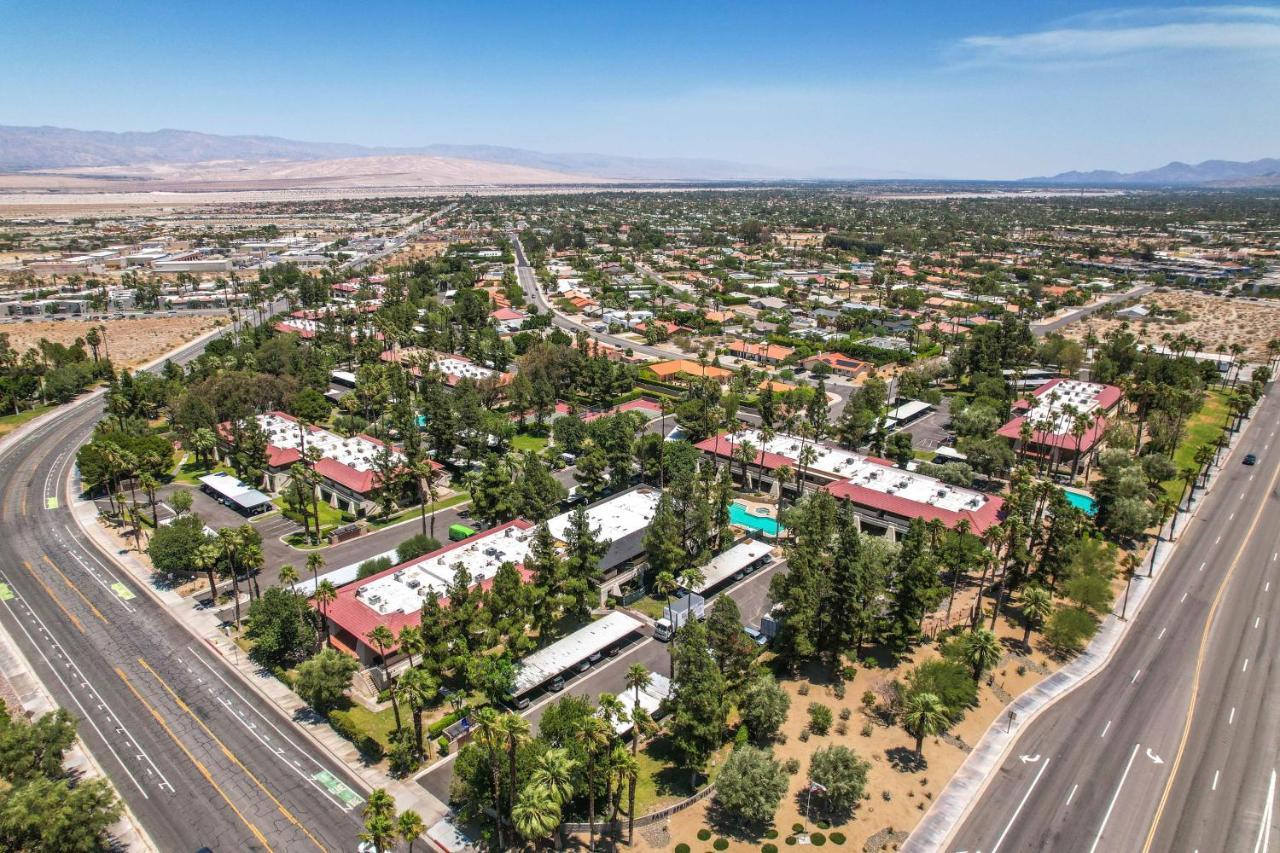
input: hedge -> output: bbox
[327,710,385,761]
[428,708,468,738]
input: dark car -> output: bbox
[1244,453,1258,465]
[548,676,565,692]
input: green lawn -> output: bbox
[365,493,471,530]
[172,459,234,486]
[631,735,728,815]
[0,405,55,438]
[512,433,550,453]
[1163,388,1230,503]
[343,704,401,751]
[630,595,668,621]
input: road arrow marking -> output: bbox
[1147,748,1165,764]
[1019,754,1041,763]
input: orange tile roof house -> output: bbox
[802,352,871,378]
[648,359,732,383]
[727,340,794,365]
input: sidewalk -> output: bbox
[905,407,1259,852]
[68,487,450,827]
[0,604,156,852]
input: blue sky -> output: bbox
[3,1,1278,178]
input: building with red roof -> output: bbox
[996,378,1123,469]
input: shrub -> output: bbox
[735,724,750,747]
[428,709,467,738]
[357,556,394,580]
[1044,606,1098,655]
[765,829,779,840]
[798,683,810,696]
[387,728,420,776]
[829,832,846,845]
[785,837,797,846]
[784,758,801,775]
[839,707,852,721]
[676,845,691,853]
[698,829,712,841]
[861,722,873,737]
[792,824,805,834]
[327,710,384,760]
[810,832,826,846]
[832,682,846,700]
[437,735,449,754]
[763,845,779,853]
[817,821,830,830]
[835,722,847,736]
[799,730,811,742]
[861,690,876,709]
[714,840,729,851]
[901,658,978,722]
[808,702,833,735]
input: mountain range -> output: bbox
[1028,158,1280,187]
[0,125,773,181]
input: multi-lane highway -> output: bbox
[946,386,1280,852]
[0,333,367,851]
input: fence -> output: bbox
[561,782,716,833]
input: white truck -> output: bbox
[654,592,705,641]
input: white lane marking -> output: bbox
[1066,783,1079,806]
[1158,626,1167,640]
[1257,617,1262,629]
[1216,535,1223,545]
[1090,744,1141,853]
[1230,512,1236,521]
[1267,582,1272,593]
[1182,592,1189,603]
[1213,770,1220,791]
[1200,562,1207,572]
[1230,707,1237,725]
[1101,720,1112,737]
[1253,768,1275,853]
[1244,658,1250,673]
[1132,670,1142,684]
[990,756,1052,853]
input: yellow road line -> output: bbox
[1142,449,1280,851]
[21,559,83,634]
[42,555,108,623]
[136,657,328,853]
[114,666,273,852]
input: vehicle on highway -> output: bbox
[1244,453,1258,465]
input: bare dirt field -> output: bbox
[1065,289,1280,362]
[3,314,228,368]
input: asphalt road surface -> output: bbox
[0,332,368,851]
[949,386,1280,853]
[1031,285,1153,336]
[418,555,788,804]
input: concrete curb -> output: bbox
[904,404,1260,852]
[0,601,157,852]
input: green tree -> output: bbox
[244,586,318,670]
[740,671,791,744]
[807,745,871,817]
[713,744,788,826]
[146,514,210,578]
[574,444,609,498]
[959,628,1002,683]
[1043,606,1097,656]
[294,648,359,713]
[667,619,728,773]
[518,451,567,522]
[470,454,520,526]
[359,788,397,853]
[901,690,949,757]
[705,595,755,695]
[398,809,426,853]
[1019,586,1054,645]
[512,784,562,846]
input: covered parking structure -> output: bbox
[685,539,774,597]
[511,611,644,701]
[197,472,273,516]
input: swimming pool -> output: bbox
[729,502,782,536]
[1062,489,1098,516]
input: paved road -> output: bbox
[343,202,458,271]
[417,555,787,803]
[0,333,368,851]
[949,387,1280,853]
[1031,284,1153,336]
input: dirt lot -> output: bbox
[2,314,228,369]
[1065,290,1280,362]
[638,606,1064,853]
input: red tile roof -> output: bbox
[824,480,1005,534]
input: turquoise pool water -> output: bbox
[730,503,782,536]
[1063,489,1098,516]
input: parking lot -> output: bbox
[897,396,952,451]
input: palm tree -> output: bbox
[612,748,640,840]
[512,785,562,849]
[471,708,507,851]
[962,628,1002,683]
[581,715,612,852]
[279,564,299,591]
[622,664,650,843]
[191,426,217,468]
[306,552,326,592]
[192,542,222,608]
[1120,552,1142,620]
[499,713,532,823]
[139,473,160,526]
[902,691,948,757]
[398,667,437,760]
[216,527,246,627]
[314,579,336,651]
[239,539,264,601]
[1019,586,1053,646]
[414,458,444,541]
[398,810,425,853]
[530,746,577,810]
[366,625,401,731]
[361,788,397,853]
[397,625,425,669]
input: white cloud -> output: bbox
[958,6,1280,63]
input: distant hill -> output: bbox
[1027,158,1280,186]
[0,124,774,181]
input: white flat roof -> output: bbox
[610,673,671,734]
[355,524,533,617]
[689,540,773,594]
[513,611,642,696]
[257,413,399,474]
[433,356,496,381]
[547,487,661,546]
[727,429,986,513]
[197,472,272,509]
[887,400,932,422]
[1021,380,1107,434]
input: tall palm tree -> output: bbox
[622,664,650,844]
[239,540,264,601]
[499,714,532,823]
[279,564,299,591]
[361,788,397,853]
[581,715,612,853]
[366,625,402,731]
[1018,586,1053,646]
[512,785,562,849]
[193,542,222,608]
[962,628,1002,683]
[216,527,246,627]
[397,625,425,669]
[398,667,436,759]
[1120,552,1142,620]
[397,810,425,853]
[902,691,948,757]
[471,708,507,851]
[530,746,577,810]
[306,552,326,592]
[314,580,337,651]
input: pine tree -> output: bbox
[667,619,728,775]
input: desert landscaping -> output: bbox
[3,314,227,369]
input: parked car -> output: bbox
[587,650,603,664]
[548,676,565,692]
[575,658,591,673]
[743,626,768,647]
